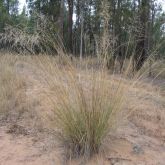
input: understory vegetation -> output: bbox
[0,53,164,161]
[0,0,165,163]
[0,55,26,120]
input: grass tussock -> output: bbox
[38,54,164,159]
[35,55,134,158]
[0,54,26,121]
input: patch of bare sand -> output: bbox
[0,126,63,165]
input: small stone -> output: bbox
[132,144,144,154]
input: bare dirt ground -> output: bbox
[0,61,165,165]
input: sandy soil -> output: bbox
[0,61,165,165]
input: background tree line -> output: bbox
[0,0,165,70]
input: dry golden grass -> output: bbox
[0,54,26,121]
[0,53,164,162]
[31,54,153,158]
[0,54,130,157]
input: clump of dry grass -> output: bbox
[37,51,165,160]
[34,55,135,158]
[0,15,60,55]
[0,54,26,121]
[146,59,165,78]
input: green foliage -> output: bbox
[0,0,19,32]
[0,0,165,60]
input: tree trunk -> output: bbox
[80,13,83,60]
[67,0,73,53]
[59,0,64,40]
[6,0,10,14]
[135,0,150,71]
[75,0,80,55]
